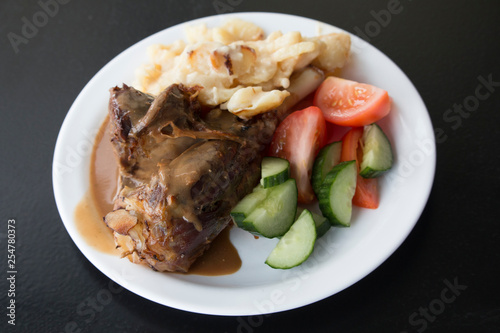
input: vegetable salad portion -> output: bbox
[231,76,394,269]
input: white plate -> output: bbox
[53,12,435,315]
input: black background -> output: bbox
[1,0,500,332]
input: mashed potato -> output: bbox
[135,18,350,118]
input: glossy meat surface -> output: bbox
[104,84,277,272]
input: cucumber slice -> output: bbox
[230,186,267,226]
[311,211,331,238]
[265,209,317,269]
[359,124,393,178]
[241,179,298,238]
[260,157,290,188]
[312,141,342,193]
[296,208,331,238]
[317,160,357,227]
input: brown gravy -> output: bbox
[74,192,119,255]
[74,116,241,275]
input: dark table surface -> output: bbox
[1,0,500,332]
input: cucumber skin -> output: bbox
[231,212,246,226]
[261,170,289,188]
[359,166,388,179]
[359,124,393,178]
[317,160,357,227]
[261,157,290,188]
[312,141,342,194]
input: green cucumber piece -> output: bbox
[241,179,298,238]
[317,160,357,227]
[265,209,317,269]
[311,211,331,238]
[359,124,393,178]
[260,157,290,188]
[312,141,342,193]
[230,186,267,226]
[296,208,331,239]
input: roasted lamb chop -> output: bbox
[104,83,279,272]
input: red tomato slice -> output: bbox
[268,106,327,204]
[341,127,363,162]
[353,177,379,209]
[341,127,380,209]
[314,76,391,127]
[325,121,350,145]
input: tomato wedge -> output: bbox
[268,106,327,204]
[314,76,391,127]
[341,127,363,162]
[341,127,380,209]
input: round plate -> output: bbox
[53,12,435,315]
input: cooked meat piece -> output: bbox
[105,84,278,272]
